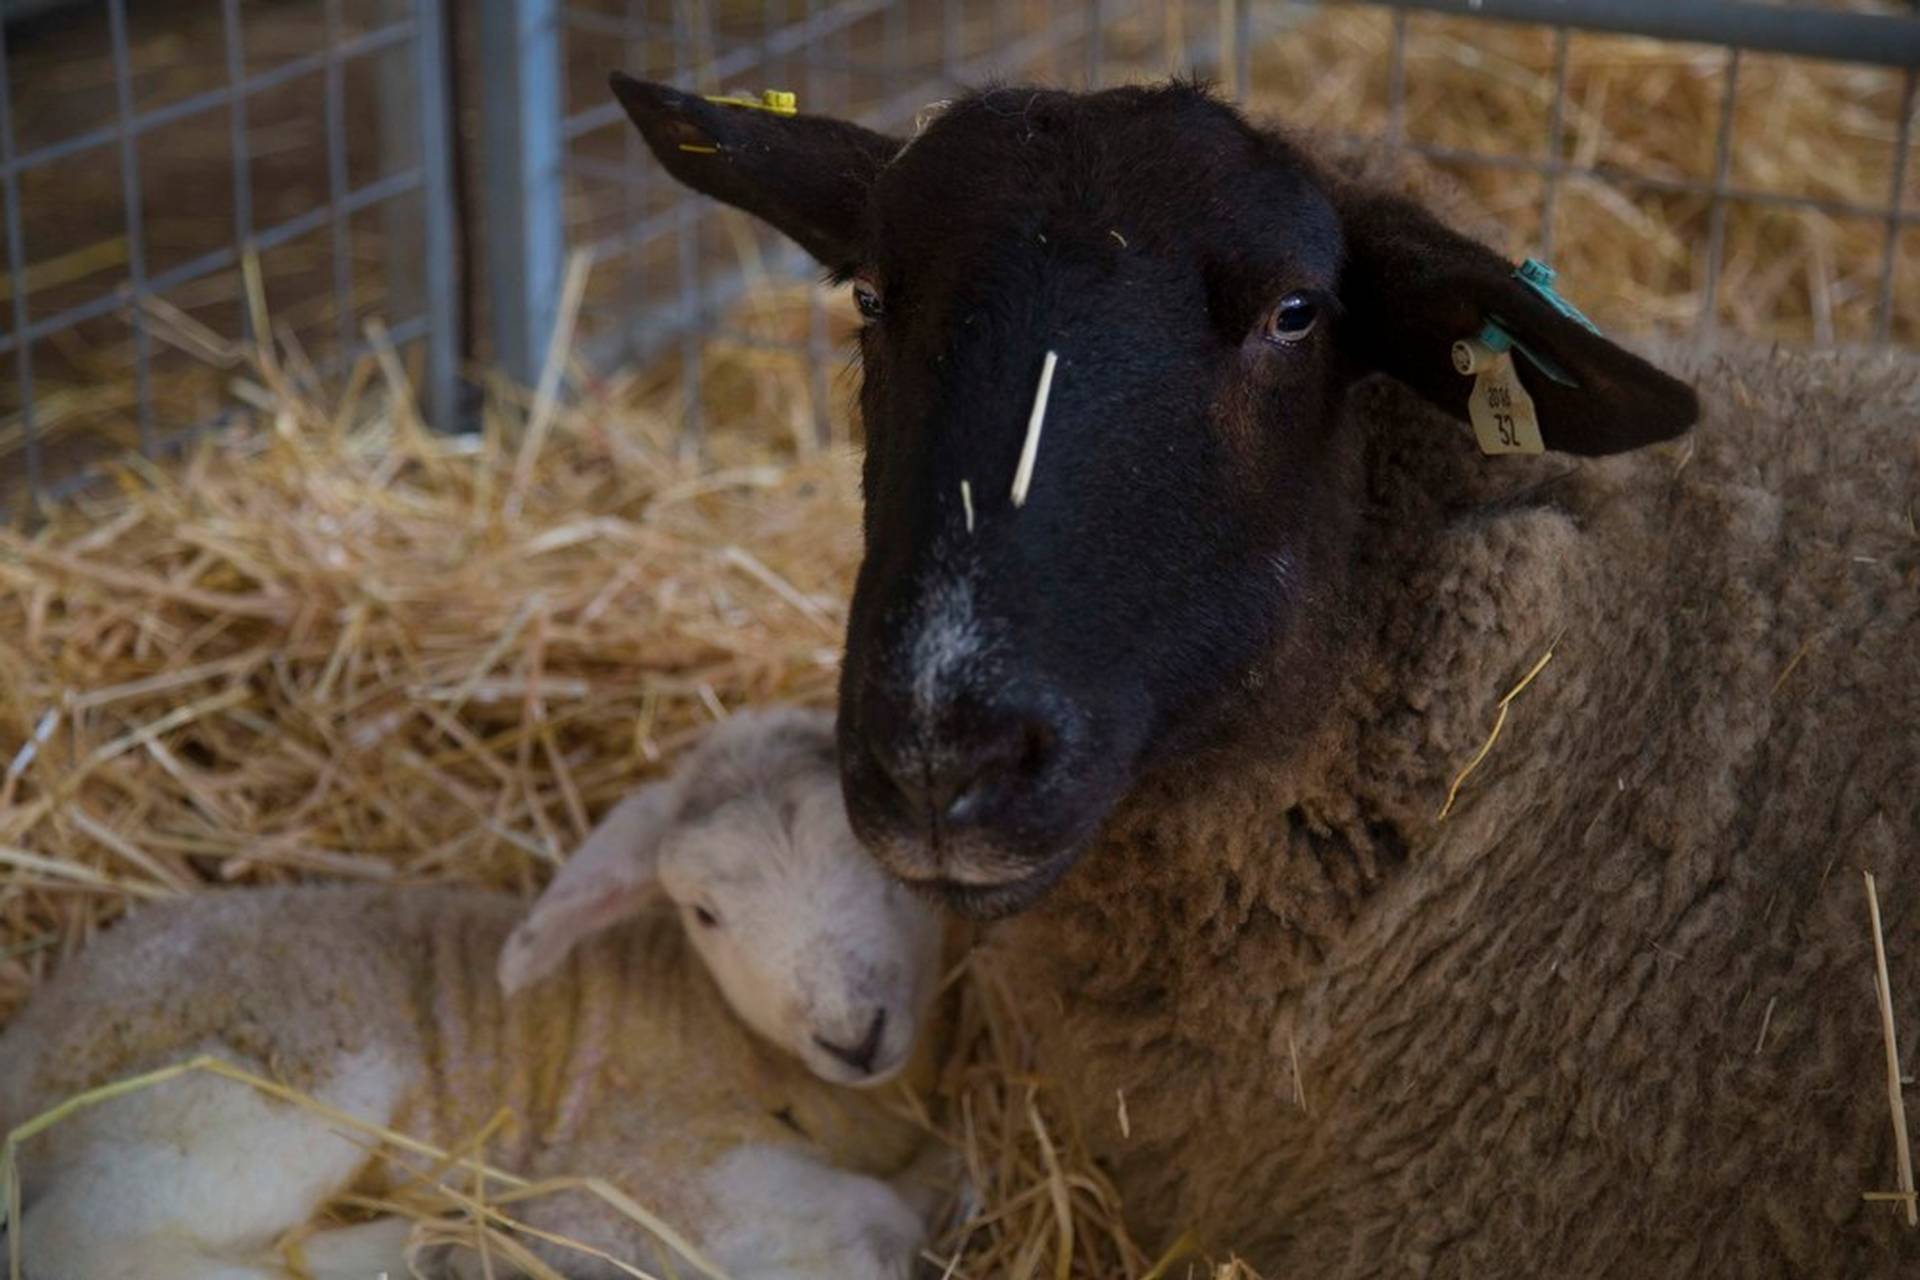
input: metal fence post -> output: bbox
[413,0,461,429]
[477,0,566,390]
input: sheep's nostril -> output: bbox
[813,1007,887,1074]
[942,717,1056,826]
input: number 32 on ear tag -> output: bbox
[1463,350,1544,455]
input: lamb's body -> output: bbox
[0,885,925,1278]
[995,343,1920,1274]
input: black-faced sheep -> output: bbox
[0,708,946,1280]
[613,76,1920,1276]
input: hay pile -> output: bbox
[0,287,1254,1278]
[1248,5,1918,344]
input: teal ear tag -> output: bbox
[1482,258,1598,389]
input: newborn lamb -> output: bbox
[0,707,946,1280]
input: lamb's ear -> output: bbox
[1332,186,1699,456]
[497,782,679,996]
[610,72,899,272]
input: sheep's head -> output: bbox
[498,708,943,1088]
[611,77,1699,919]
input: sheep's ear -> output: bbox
[1332,187,1698,456]
[497,782,679,996]
[610,73,898,273]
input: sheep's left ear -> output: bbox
[610,73,899,273]
[497,781,680,995]
[1332,186,1699,456]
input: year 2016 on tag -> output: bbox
[1452,338,1544,456]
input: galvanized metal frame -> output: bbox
[491,0,1920,457]
[1364,1,1920,341]
[8,0,1920,510]
[1,0,460,514]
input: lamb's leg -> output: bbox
[699,1144,927,1280]
[13,1047,406,1280]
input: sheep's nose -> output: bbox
[814,1008,886,1075]
[866,694,1059,836]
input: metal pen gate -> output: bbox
[5,0,1920,513]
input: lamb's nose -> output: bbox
[814,1008,886,1074]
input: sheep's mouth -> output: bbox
[908,851,1080,920]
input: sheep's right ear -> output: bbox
[610,73,899,273]
[497,782,679,996]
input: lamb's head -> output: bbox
[611,76,1699,919]
[497,708,943,1087]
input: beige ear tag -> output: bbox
[1452,336,1544,456]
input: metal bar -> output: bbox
[412,0,460,428]
[1387,6,1408,149]
[1233,0,1253,101]
[1700,48,1741,335]
[106,0,155,456]
[870,5,1097,126]
[477,0,565,387]
[1359,0,1920,71]
[14,306,435,517]
[675,0,707,450]
[1,23,415,180]
[0,170,424,359]
[804,0,831,447]
[1876,67,1918,342]
[559,0,896,142]
[621,0,648,366]
[0,15,40,508]
[1087,0,1107,88]
[562,8,678,41]
[220,0,255,346]
[1383,138,1920,227]
[1538,26,1570,259]
[324,0,355,360]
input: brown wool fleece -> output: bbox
[985,341,1920,1276]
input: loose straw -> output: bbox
[1,1054,732,1280]
[1863,871,1917,1227]
[1011,351,1058,508]
[508,248,599,521]
[1437,644,1557,821]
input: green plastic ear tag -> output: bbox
[1514,258,1601,336]
[1474,259,1598,389]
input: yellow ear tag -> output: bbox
[1453,337,1544,456]
[702,89,798,116]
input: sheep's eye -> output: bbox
[693,905,720,928]
[852,280,884,321]
[1262,293,1319,345]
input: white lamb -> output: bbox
[0,707,948,1280]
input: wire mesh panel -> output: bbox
[483,0,1920,459]
[7,0,1920,511]
[0,0,457,514]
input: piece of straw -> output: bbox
[1,1054,731,1280]
[1437,644,1556,821]
[1011,351,1058,509]
[961,479,975,534]
[508,249,598,521]
[1863,870,1917,1227]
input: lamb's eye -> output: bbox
[852,279,884,321]
[1262,292,1319,345]
[693,905,720,928]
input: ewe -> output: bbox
[0,708,946,1280]
[613,76,1920,1276]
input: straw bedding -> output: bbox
[4,10,1917,1274]
[0,287,1249,1277]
